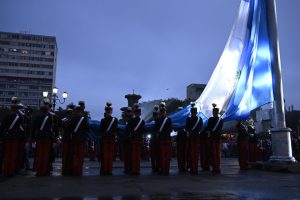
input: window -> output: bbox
[0,33,8,39]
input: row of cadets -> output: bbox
[150,105,160,172]
[185,102,203,174]
[154,102,173,175]
[99,102,118,175]
[125,103,145,175]
[0,98,26,176]
[203,103,224,174]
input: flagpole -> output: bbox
[266,0,296,163]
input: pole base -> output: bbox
[269,128,297,164]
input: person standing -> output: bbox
[61,106,73,176]
[176,126,188,172]
[150,105,160,172]
[248,122,258,162]
[67,106,89,176]
[155,102,173,175]
[31,105,54,176]
[100,102,118,175]
[236,120,249,170]
[126,105,145,175]
[123,107,133,174]
[186,103,203,174]
[0,103,25,176]
[204,104,223,174]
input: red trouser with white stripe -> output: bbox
[101,138,115,174]
[189,136,199,173]
[3,140,20,176]
[131,138,142,174]
[210,139,221,172]
[200,138,210,170]
[238,140,249,169]
[159,140,171,174]
[36,140,52,176]
[71,143,85,176]
[177,140,187,172]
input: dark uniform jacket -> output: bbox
[155,116,172,141]
[236,122,249,142]
[248,125,257,143]
[31,113,54,141]
[125,116,145,139]
[204,116,224,140]
[176,129,187,143]
[100,116,118,139]
[0,112,25,140]
[185,116,203,137]
[61,112,73,142]
[66,115,89,143]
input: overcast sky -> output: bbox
[1,0,299,119]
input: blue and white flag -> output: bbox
[169,0,275,126]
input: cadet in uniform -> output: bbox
[99,102,118,175]
[236,120,249,170]
[61,104,73,175]
[248,121,257,162]
[186,103,203,174]
[0,102,25,176]
[204,104,223,174]
[31,104,55,176]
[155,102,173,175]
[150,105,160,172]
[126,105,145,175]
[176,107,188,172]
[123,107,133,173]
[67,106,89,176]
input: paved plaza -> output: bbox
[0,158,300,199]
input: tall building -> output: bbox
[186,83,206,101]
[0,31,57,108]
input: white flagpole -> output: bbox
[266,0,296,163]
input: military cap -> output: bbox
[78,101,85,106]
[212,103,219,113]
[105,102,113,112]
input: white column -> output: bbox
[266,0,296,163]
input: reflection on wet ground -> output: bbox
[1,158,300,200]
[13,158,242,177]
[5,192,249,200]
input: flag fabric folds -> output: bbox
[89,0,275,131]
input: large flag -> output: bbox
[89,0,275,131]
[177,0,274,126]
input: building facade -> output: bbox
[0,31,57,108]
[186,83,206,101]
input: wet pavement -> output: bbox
[1,158,300,199]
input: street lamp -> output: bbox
[43,87,68,111]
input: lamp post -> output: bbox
[43,87,68,111]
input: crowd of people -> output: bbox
[1,97,288,177]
